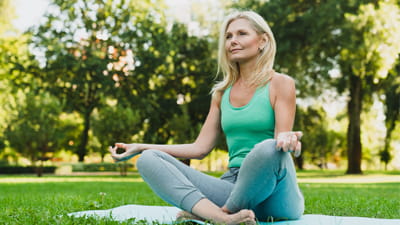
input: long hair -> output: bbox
[211,10,276,96]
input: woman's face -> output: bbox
[225,18,264,64]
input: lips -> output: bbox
[230,49,242,53]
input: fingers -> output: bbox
[276,131,303,157]
[115,143,126,148]
[294,131,303,140]
[108,146,117,154]
[109,143,125,156]
[294,141,301,158]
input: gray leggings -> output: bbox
[136,139,304,221]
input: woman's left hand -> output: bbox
[276,131,303,157]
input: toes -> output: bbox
[240,210,256,225]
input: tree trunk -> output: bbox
[295,155,304,170]
[77,110,92,162]
[381,119,395,170]
[346,74,363,174]
[36,160,43,177]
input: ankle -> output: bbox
[222,205,231,214]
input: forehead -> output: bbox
[226,18,255,33]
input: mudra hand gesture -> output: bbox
[109,143,142,162]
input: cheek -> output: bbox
[247,38,260,50]
[225,41,230,50]
[224,42,231,56]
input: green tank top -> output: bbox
[221,83,275,168]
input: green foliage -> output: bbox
[379,70,400,168]
[342,1,400,79]
[340,1,400,173]
[236,0,400,173]
[92,103,142,159]
[0,0,15,35]
[4,92,64,164]
[27,0,169,161]
[0,34,36,143]
[0,166,56,174]
[71,163,133,172]
[295,106,346,169]
[119,22,215,144]
[22,0,216,161]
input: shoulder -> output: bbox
[211,90,224,109]
[270,72,295,90]
[269,72,296,107]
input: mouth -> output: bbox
[230,49,241,53]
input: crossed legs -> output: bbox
[136,149,255,224]
[136,139,304,223]
[224,139,304,221]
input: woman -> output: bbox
[109,10,304,224]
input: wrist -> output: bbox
[136,143,146,152]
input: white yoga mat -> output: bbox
[68,204,400,225]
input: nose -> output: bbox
[229,35,238,46]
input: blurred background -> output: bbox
[1,0,399,176]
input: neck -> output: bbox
[237,59,257,83]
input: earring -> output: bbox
[258,46,264,53]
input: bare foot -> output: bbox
[223,209,256,225]
[177,209,255,225]
[176,211,204,221]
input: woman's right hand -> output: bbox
[108,143,142,162]
[276,131,303,157]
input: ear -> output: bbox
[258,33,268,49]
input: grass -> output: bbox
[0,171,399,224]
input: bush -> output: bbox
[0,160,8,166]
[0,166,57,174]
[71,163,133,172]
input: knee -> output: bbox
[136,149,158,171]
[252,139,280,159]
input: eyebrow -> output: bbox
[225,28,250,34]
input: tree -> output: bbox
[118,22,216,145]
[0,0,14,35]
[380,69,400,170]
[0,0,30,163]
[28,0,167,161]
[237,0,400,174]
[92,103,142,161]
[4,91,64,176]
[294,105,346,170]
[339,1,400,173]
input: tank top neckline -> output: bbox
[227,84,268,110]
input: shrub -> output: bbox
[71,163,133,172]
[0,166,56,174]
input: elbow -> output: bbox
[194,152,208,160]
[191,143,211,160]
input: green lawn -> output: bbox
[0,171,399,224]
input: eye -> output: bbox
[226,33,232,39]
[239,31,247,35]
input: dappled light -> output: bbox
[1,0,400,179]
[1,1,400,224]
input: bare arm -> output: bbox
[270,73,296,135]
[270,73,302,154]
[110,92,223,160]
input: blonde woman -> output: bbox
[110,10,304,224]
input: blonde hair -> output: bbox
[211,10,276,96]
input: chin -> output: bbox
[229,56,244,62]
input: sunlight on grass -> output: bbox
[0,176,144,183]
[0,171,399,224]
[298,174,400,183]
